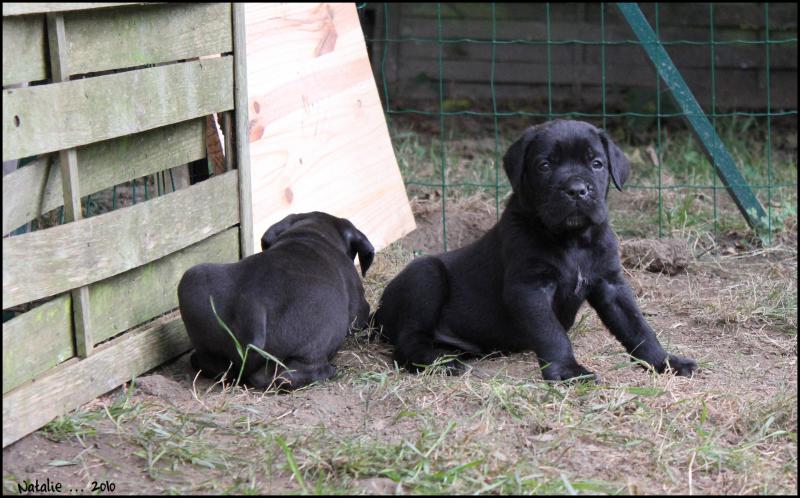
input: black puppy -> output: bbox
[374,120,697,381]
[178,211,374,390]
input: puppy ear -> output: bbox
[502,126,537,192]
[261,214,300,251]
[600,131,630,191]
[341,223,375,277]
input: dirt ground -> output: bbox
[3,193,797,495]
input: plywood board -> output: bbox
[244,3,415,252]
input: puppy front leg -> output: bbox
[504,281,596,382]
[588,272,697,376]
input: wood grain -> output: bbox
[2,119,206,235]
[89,227,239,346]
[3,170,239,308]
[233,4,254,257]
[244,3,415,253]
[3,56,233,161]
[64,3,231,75]
[47,11,95,358]
[2,3,147,16]
[2,14,47,86]
[2,311,191,448]
[2,294,73,394]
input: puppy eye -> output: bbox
[591,159,604,170]
[537,161,551,172]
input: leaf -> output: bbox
[625,386,664,397]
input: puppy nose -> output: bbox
[564,179,589,200]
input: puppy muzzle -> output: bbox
[552,178,606,229]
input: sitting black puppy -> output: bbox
[178,211,374,390]
[374,120,697,381]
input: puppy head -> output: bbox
[261,212,375,277]
[503,120,630,233]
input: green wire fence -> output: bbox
[359,3,798,250]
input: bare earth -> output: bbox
[3,196,797,495]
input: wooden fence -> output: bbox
[364,3,798,111]
[2,3,252,447]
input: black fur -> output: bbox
[374,120,697,381]
[178,212,374,390]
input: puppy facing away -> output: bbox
[178,211,374,390]
[374,120,697,381]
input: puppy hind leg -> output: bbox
[271,359,337,391]
[384,258,464,374]
[190,351,235,381]
[245,360,281,389]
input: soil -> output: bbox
[3,193,797,495]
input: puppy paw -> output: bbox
[659,354,698,377]
[541,362,598,383]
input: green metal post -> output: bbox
[616,3,769,234]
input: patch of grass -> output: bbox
[277,435,309,493]
[131,412,238,477]
[2,475,15,494]
[649,391,798,494]
[389,116,797,242]
[40,412,99,443]
[286,420,506,494]
[698,263,798,334]
[41,382,139,442]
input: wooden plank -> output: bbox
[47,14,78,221]
[394,58,776,97]
[89,227,239,346]
[222,112,233,172]
[402,3,546,20]
[394,17,794,69]
[233,3,254,258]
[3,170,240,308]
[65,3,232,75]
[400,2,780,30]
[583,43,798,71]
[397,59,656,86]
[2,228,237,394]
[2,294,74,394]
[392,79,572,103]
[46,13,69,80]
[245,3,415,253]
[60,150,94,358]
[399,42,706,72]
[390,76,785,111]
[2,119,206,235]
[2,15,47,86]
[2,312,191,448]
[48,11,94,357]
[2,155,52,235]
[399,17,607,40]
[764,3,798,30]
[2,3,147,16]
[400,41,574,66]
[3,56,233,161]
